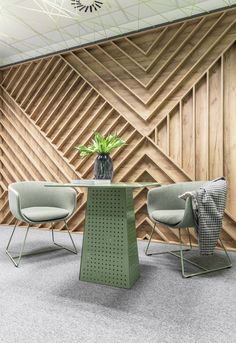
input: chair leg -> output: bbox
[178,228,232,278]
[219,237,232,267]
[6,220,77,267]
[5,222,30,267]
[145,224,156,256]
[178,228,208,277]
[51,221,77,254]
[187,227,192,249]
[145,224,192,256]
[145,224,232,278]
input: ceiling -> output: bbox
[0,0,236,67]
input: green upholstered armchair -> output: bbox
[146,182,232,278]
[6,181,78,267]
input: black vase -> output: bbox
[94,153,113,180]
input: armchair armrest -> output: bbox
[177,197,195,228]
[49,186,77,217]
[8,186,24,221]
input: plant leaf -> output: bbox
[74,132,126,157]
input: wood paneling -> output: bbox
[1,8,236,249]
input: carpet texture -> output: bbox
[0,226,235,343]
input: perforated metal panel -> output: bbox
[79,187,140,288]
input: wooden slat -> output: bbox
[29,57,63,119]
[33,66,73,127]
[195,76,208,180]
[20,58,52,109]
[223,43,236,217]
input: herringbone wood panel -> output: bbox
[1,8,236,249]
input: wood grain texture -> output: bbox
[1,9,236,249]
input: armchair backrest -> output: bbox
[147,181,206,214]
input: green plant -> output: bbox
[75,132,126,158]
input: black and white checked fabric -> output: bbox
[180,178,227,255]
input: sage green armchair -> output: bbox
[6,181,78,267]
[146,182,232,278]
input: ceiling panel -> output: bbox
[0,0,236,66]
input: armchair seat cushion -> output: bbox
[151,209,185,226]
[22,207,69,222]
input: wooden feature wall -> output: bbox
[1,8,236,250]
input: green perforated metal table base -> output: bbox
[79,187,140,288]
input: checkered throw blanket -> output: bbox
[179,178,227,255]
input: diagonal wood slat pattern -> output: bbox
[1,9,236,249]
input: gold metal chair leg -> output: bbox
[51,221,77,254]
[5,222,30,267]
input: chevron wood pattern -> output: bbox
[1,8,236,250]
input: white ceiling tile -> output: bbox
[0,44,19,58]
[140,14,167,26]
[163,8,189,21]
[62,23,87,36]
[193,0,231,11]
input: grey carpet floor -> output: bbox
[0,226,235,343]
